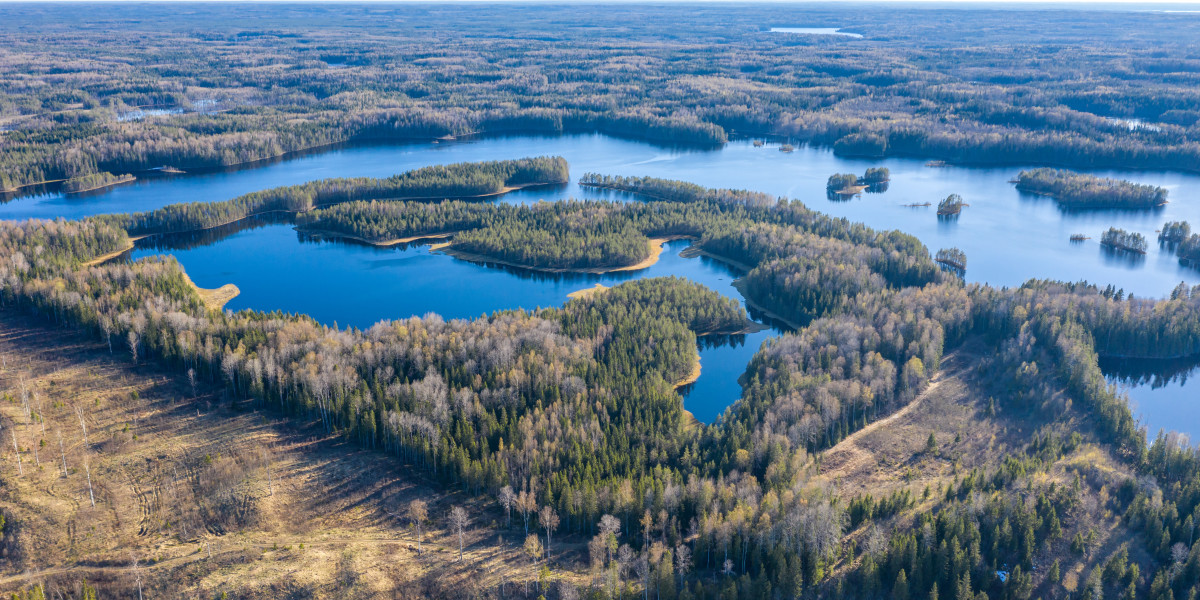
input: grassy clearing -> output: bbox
[0,311,575,598]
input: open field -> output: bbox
[0,311,577,598]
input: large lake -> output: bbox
[4,133,1197,435]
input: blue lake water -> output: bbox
[6,133,1200,433]
[769,27,864,38]
[133,225,773,424]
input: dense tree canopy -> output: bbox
[1016,168,1168,209]
[5,5,1200,194]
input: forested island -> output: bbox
[1100,227,1149,254]
[60,171,135,194]
[1015,168,1168,209]
[1158,220,1200,268]
[5,5,1200,194]
[5,158,1200,599]
[93,157,567,237]
[936,194,964,216]
[301,200,656,271]
[825,167,889,197]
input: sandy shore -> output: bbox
[833,184,869,196]
[179,270,240,311]
[435,236,684,274]
[672,355,702,388]
[305,230,456,247]
[566,283,609,299]
[82,240,136,268]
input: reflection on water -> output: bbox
[1100,245,1148,269]
[769,27,863,38]
[1101,355,1200,444]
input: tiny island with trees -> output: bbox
[1100,227,1148,254]
[826,167,890,198]
[936,194,965,216]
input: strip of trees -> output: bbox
[1016,168,1168,209]
[94,157,568,237]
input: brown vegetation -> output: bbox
[0,311,569,598]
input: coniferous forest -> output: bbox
[5,5,1200,195]
[4,4,1200,600]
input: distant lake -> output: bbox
[7,132,1200,435]
[769,27,863,38]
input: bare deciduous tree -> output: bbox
[449,505,469,562]
[8,427,21,476]
[539,505,559,560]
[56,428,68,476]
[127,331,140,365]
[516,488,536,536]
[498,485,516,528]
[83,452,96,507]
[409,499,428,554]
[675,543,692,588]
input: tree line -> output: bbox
[92,157,567,237]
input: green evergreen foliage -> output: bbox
[94,157,567,237]
[1016,168,1168,208]
[1100,227,1148,254]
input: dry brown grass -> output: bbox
[0,311,577,598]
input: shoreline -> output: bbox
[731,279,805,331]
[63,175,137,195]
[179,269,240,311]
[566,283,609,299]
[127,180,563,241]
[434,236,686,275]
[79,236,237,310]
[679,245,754,273]
[82,238,138,268]
[304,229,456,247]
[672,355,702,389]
[7,125,1200,196]
[676,356,704,433]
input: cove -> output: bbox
[131,223,777,424]
[1101,355,1200,444]
[9,132,1200,434]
